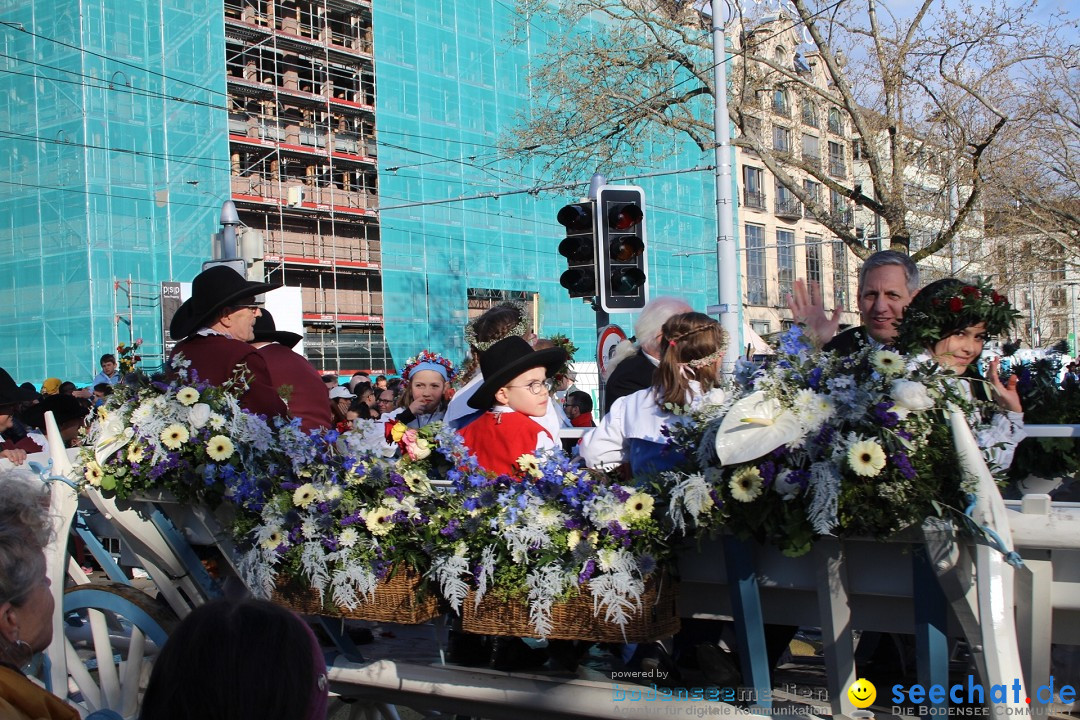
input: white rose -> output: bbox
[890,380,934,417]
[188,403,211,429]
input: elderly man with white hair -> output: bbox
[602,296,692,414]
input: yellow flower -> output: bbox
[206,435,235,462]
[176,387,200,406]
[260,529,283,550]
[390,422,408,443]
[292,483,317,508]
[365,507,395,536]
[567,530,582,549]
[871,350,904,376]
[729,467,764,503]
[126,443,145,464]
[848,439,887,477]
[160,424,189,450]
[84,462,103,487]
[517,454,543,478]
[623,492,655,521]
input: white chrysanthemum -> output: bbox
[160,424,189,450]
[871,350,904,376]
[622,492,655,521]
[130,403,154,428]
[325,486,343,501]
[259,529,283,550]
[792,389,834,429]
[301,518,319,539]
[209,413,226,430]
[597,548,619,573]
[176,387,200,406]
[535,505,563,529]
[126,443,145,464]
[292,483,318,508]
[848,439,887,477]
[365,507,395,536]
[206,435,235,462]
[338,527,359,548]
[83,462,103,487]
[729,467,764,502]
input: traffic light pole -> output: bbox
[593,301,610,416]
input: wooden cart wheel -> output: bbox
[63,582,178,720]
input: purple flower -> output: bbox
[759,461,776,487]
[578,559,596,585]
[872,401,899,428]
[439,519,460,536]
[890,452,916,480]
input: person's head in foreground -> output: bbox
[896,277,1019,375]
[467,336,566,415]
[654,312,727,407]
[857,250,920,344]
[139,598,327,720]
[0,471,54,668]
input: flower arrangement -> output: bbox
[428,450,674,638]
[895,277,1020,353]
[116,338,143,376]
[663,327,977,556]
[78,355,278,508]
[401,350,456,383]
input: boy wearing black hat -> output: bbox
[460,336,566,477]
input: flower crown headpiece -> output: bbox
[666,323,727,369]
[402,350,455,383]
[463,301,530,352]
[896,277,1020,353]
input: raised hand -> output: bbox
[987,357,1022,413]
[786,279,842,346]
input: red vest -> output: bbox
[460,411,552,477]
[257,342,331,432]
[170,334,288,420]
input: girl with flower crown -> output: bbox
[583,312,727,475]
[381,351,454,429]
[895,277,1025,472]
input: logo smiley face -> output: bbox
[848,678,877,709]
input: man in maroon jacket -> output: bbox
[250,310,331,433]
[168,266,288,420]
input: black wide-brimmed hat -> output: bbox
[467,336,567,410]
[169,266,278,340]
[23,394,89,430]
[0,368,36,406]
[252,309,302,349]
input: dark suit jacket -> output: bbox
[171,334,288,420]
[604,349,656,414]
[257,342,331,432]
[822,326,871,356]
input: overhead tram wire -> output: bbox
[0,178,226,210]
[0,129,233,174]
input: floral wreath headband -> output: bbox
[463,301,530,353]
[896,277,1021,353]
[666,323,728,369]
[402,350,455,383]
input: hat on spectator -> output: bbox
[251,309,302,349]
[0,369,36,406]
[169,266,279,341]
[41,378,61,395]
[329,386,355,400]
[467,336,565,410]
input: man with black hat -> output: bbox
[0,368,41,463]
[169,266,287,419]
[250,310,331,432]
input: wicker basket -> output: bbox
[271,566,440,624]
[462,572,679,642]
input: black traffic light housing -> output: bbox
[596,185,648,312]
[557,201,596,298]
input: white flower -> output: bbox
[773,470,803,500]
[84,461,103,487]
[176,387,200,406]
[301,518,319,539]
[365,507,395,536]
[126,443,145,464]
[597,548,619,572]
[292,483,317,508]
[325,486,343,501]
[160,424,189,450]
[517,454,543,479]
[566,530,582,549]
[206,435,235,462]
[848,439,887,477]
[622,492,654,521]
[714,391,805,466]
[338,527,359,548]
[260,528,283,550]
[209,413,226,430]
[891,380,934,418]
[535,505,563,529]
[871,350,904,376]
[729,467,764,502]
[188,403,211,429]
[792,389,834,430]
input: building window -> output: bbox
[1051,288,1067,308]
[778,229,795,302]
[746,224,768,306]
[743,166,766,209]
[806,234,822,288]
[801,133,820,169]
[803,179,822,217]
[801,98,818,127]
[852,138,868,160]
[833,240,849,311]
[828,107,843,135]
[776,180,801,217]
[829,187,852,226]
[828,140,846,177]
[773,125,791,154]
[773,88,790,117]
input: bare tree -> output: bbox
[507,0,1074,260]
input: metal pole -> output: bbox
[712,2,741,372]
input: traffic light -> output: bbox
[596,185,648,312]
[557,201,597,298]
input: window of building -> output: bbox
[833,240,849,310]
[746,224,768,305]
[1051,287,1067,308]
[776,179,800,217]
[803,179,822,218]
[801,98,818,127]
[828,107,843,135]
[852,138,868,160]
[773,88,790,117]
[778,229,795,302]
[828,140,845,177]
[802,133,820,168]
[806,234,823,288]
[743,166,766,209]
[773,125,791,154]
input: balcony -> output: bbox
[802,107,819,128]
[743,190,767,210]
[828,158,846,178]
[802,151,821,171]
[775,198,803,219]
[772,99,790,118]
[231,175,377,217]
[830,208,854,227]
